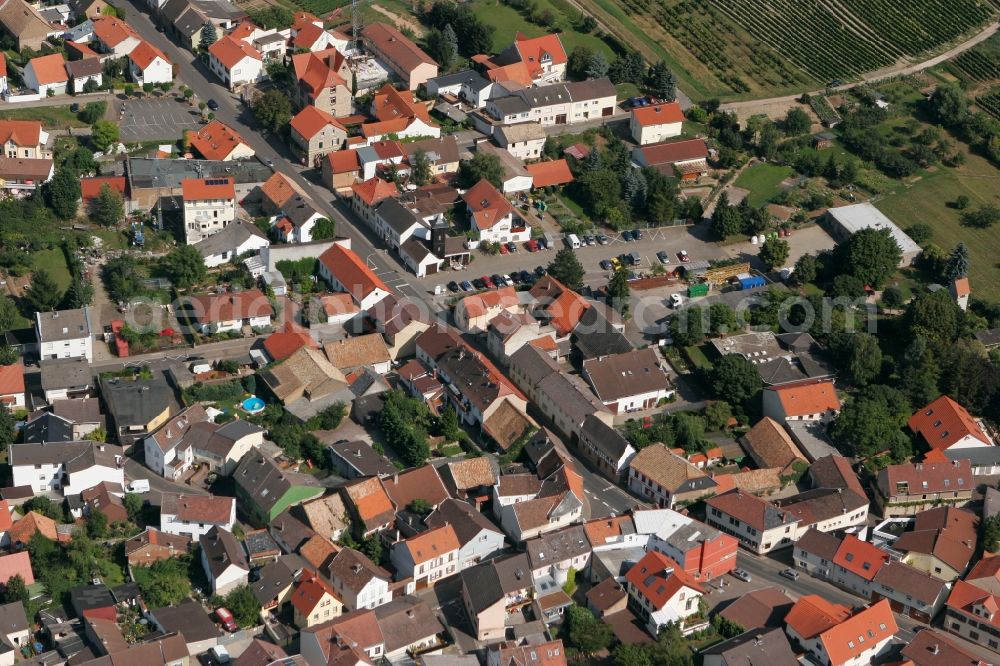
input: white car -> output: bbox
[502,274,514,286]
[670,293,684,308]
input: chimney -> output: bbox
[931,644,939,655]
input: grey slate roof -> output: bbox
[22,412,74,443]
[9,441,122,472]
[200,525,249,578]
[491,96,530,116]
[279,194,321,228]
[35,309,90,343]
[373,596,444,654]
[579,415,632,461]
[462,553,531,613]
[193,219,267,258]
[127,157,272,190]
[428,69,488,91]
[376,198,424,235]
[699,627,798,665]
[150,599,222,643]
[39,357,92,392]
[572,305,632,360]
[235,450,322,515]
[328,440,396,477]
[100,374,175,430]
[425,498,503,546]
[525,524,590,569]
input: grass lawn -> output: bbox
[683,345,713,371]
[875,150,1000,303]
[0,105,88,128]
[469,0,615,59]
[32,247,72,291]
[734,164,794,208]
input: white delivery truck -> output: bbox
[566,234,581,249]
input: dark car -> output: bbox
[460,280,474,291]
[70,103,79,113]
[519,270,534,283]
[207,99,219,111]
[490,274,504,287]
[597,234,609,245]
[447,281,460,293]
[656,250,670,264]
[506,242,517,253]
[634,229,644,240]
[622,230,634,241]
[510,272,522,285]
[535,265,546,277]
[600,259,613,271]
[472,278,485,289]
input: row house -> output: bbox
[327,547,392,611]
[460,553,533,641]
[480,77,616,130]
[185,289,273,335]
[454,286,520,334]
[577,414,636,482]
[143,403,263,478]
[705,489,798,554]
[290,106,348,168]
[181,176,237,245]
[876,458,973,516]
[425,68,493,108]
[581,347,674,414]
[945,555,1000,653]
[785,597,897,666]
[632,508,739,581]
[893,506,978,582]
[627,444,717,509]
[389,524,460,590]
[10,440,123,495]
[160,492,235,539]
[229,21,287,61]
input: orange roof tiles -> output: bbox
[264,321,318,362]
[948,579,1000,628]
[181,176,234,201]
[0,551,33,585]
[953,277,971,297]
[819,600,897,665]
[129,40,170,69]
[0,53,6,79]
[0,501,11,533]
[632,102,685,127]
[362,22,436,70]
[80,176,126,204]
[319,293,359,318]
[293,48,348,97]
[458,286,519,319]
[832,534,888,582]
[291,22,327,50]
[28,53,68,85]
[326,149,361,174]
[526,159,573,188]
[908,395,990,451]
[318,243,391,305]
[188,289,274,324]
[484,61,533,86]
[187,120,251,161]
[344,477,394,529]
[209,35,261,69]
[404,524,460,564]
[291,570,338,615]
[350,177,397,207]
[463,179,514,231]
[66,41,100,59]
[260,172,296,209]
[372,84,431,123]
[92,16,138,48]
[0,363,25,399]
[0,120,43,148]
[583,515,633,547]
[513,32,567,76]
[769,379,840,418]
[291,105,346,141]
[361,117,415,139]
[10,511,58,545]
[228,21,258,41]
[624,550,702,609]
[785,595,851,639]
[382,465,450,510]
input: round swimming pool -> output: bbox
[241,396,265,414]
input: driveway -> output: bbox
[118,97,204,142]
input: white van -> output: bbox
[567,234,581,249]
[127,480,150,493]
[210,645,230,664]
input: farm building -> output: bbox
[825,203,921,267]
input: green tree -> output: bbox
[843,227,901,289]
[24,269,63,314]
[135,557,190,607]
[791,253,818,286]
[439,406,461,440]
[78,101,107,124]
[0,346,18,365]
[91,120,120,152]
[710,192,742,240]
[46,168,81,219]
[199,22,218,51]
[674,412,706,452]
[830,386,912,459]
[906,223,933,244]
[881,285,904,309]
[64,274,93,309]
[0,295,18,332]
[905,289,961,342]
[458,152,504,189]
[703,401,733,430]
[961,204,1000,229]
[567,46,594,80]
[102,255,144,303]
[845,332,882,386]
[708,302,738,335]
[83,78,99,94]
[86,509,108,539]
[759,238,790,269]
[252,90,292,134]
[982,514,1000,553]
[411,149,432,186]
[1,575,28,606]
[90,183,125,226]
[669,306,707,346]
[164,245,207,288]
[613,644,652,666]
[437,24,458,69]
[708,355,762,404]
[645,60,676,101]
[311,218,335,241]
[567,606,612,657]
[945,242,971,282]
[222,585,261,628]
[585,51,609,79]
[607,268,630,317]
[547,248,585,292]
[784,107,811,135]
[316,402,346,429]
[0,406,14,447]
[123,493,143,524]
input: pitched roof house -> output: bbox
[627,444,717,509]
[624,549,704,637]
[908,395,993,451]
[233,450,324,526]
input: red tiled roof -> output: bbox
[403,524,459,564]
[785,595,851,640]
[362,22,435,70]
[291,570,337,615]
[526,159,573,188]
[209,36,261,70]
[637,138,708,166]
[187,289,274,325]
[260,172,296,209]
[908,395,990,451]
[768,379,840,418]
[624,550,702,609]
[66,41,99,59]
[293,48,347,97]
[484,61,533,86]
[92,16,138,48]
[264,321,318,362]
[953,277,971,297]
[0,120,41,147]
[948,579,1000,629]
[372,83,431,123]
[318,244,391,304]
[632,102,684,127]
[27,53,68,85]
[181,177,234,201]
[129,40,170,69]
[819,600,897,666]
[0,551,33,585]
[326,149,361,174]
[513,32,567,77]
[351,177,396,207]
[291,105,346,141]
[0,53,6,78]
[10,512,57,545]
[186,120,251,161]
[0,501,11,533]
[80,176,126,204]
[463,179,514,231]
[832,534,888,582]
[0,363,25,398]
[228,21,257,41]
[382,465,449,510]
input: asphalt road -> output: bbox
[575,460,644,519]
[110,0,428,309]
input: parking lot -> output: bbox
[117,97,204,142]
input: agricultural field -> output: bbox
[875,150,1000,304]
[468,0,617,59]
[578,0,999,100]
[976,86,1000,119]
[950,33,1000,83]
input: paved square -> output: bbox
[117,98,203,142]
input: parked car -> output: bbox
[499,243,508,254]
[520,270,534,283]
[634,229,644,240]
[622,230,634,242]
[779,568,800,581]
[584,235,596,246]
[669,293,684,308]
[657,250,670,264]
[600,259,613,271]
[461,280,474,291]
[482,276,495,289]
[490,274,504,288]
[447,281,460,292]
[535,266,546,277]
[207,99,219,111]
[501,274,514,286]
[510,272,522,285]
[731,568,752,582]
[215,608,238,633]
[537,237,548,250]
[506,242,517,253]
[597,234,609,245]
[70,103,79,113]
[525,239,539,252]
[472,278,485,289]
[677,250,690,262]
